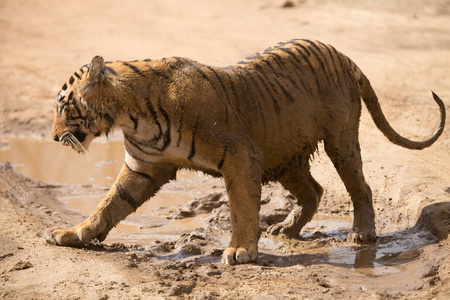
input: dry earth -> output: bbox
[1,0,450,299]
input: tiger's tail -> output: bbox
[354,65,446,150]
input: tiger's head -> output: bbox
[52,56,117,153]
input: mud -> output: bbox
[1,0,450,299]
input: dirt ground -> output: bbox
[1,0,450,299]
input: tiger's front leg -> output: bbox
[44,163,175,247]
[221,148,263,265]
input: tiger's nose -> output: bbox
[53,134,59,142]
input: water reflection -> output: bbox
[0,137,124,185]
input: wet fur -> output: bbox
[45,39,445,265]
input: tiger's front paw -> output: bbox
[221,245,258,265]
[44,226,85,247]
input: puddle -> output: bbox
[0,136,207,243]
[264,214,436,275]
[1,136,436,273]
[0,136,125,185]
[325,229,435,275]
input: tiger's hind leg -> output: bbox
[44,163,176,247]
[323,134,377,244]
[323,93,377,244]
[267,167,323,238]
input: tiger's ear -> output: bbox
[80,56,107,96]
[88,56,106,85]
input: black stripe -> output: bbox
[207,66,232,102]
[318,42,345,93]
[294,41,311,56]
[218,145,228,170]
[274,77,295,102]
[184,61,230,127]
[70,116,87,122]
[188,116,200,161]
[116,184,139,211]
[235,68,268,134]
[62,83,67,91]
[297,41,328,73]
[105,66,117,76]
[238,66,268,106]
[57,94,66,103]
[232,68,266,135]
[157,95,171,151]
[268,52,308,93]
[301,40,339,91]
[59,101,68,115]
[124,163,155,183]
[328,44,349,90]
[103,113,115,127]
[226,69,248,108]
[68,91,74,100]
[346,56,353,68]
[259,54,294,93]
[252,65,281,114]
[146,65,170,80]
[266,52,286,69]
[122,62,146,78]
[224,71,241,114]
[74,72,81,80]
[124,143,156,165]
[286,46,322,94]
[187,62,220,95]
[69,76,75,85]
[144,96,163,142]
[124,134,163,156]
[72,98,83,118]
[129,114,138,130]
[255,59,294,102]
[176,103,185,147]
[226,179,234,193]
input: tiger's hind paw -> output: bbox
[266,223,299,238]
[347,230,377,244]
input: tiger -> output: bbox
[44,39,446,265]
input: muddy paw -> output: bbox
[266,223,299,238]
[44,226,85,247]
[347,230,377,244]
[266,223,283,235]
[266,206,302,238]
[221,246,258,265]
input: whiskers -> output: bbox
[60,131,88,155]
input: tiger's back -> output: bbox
[102,39,361,180]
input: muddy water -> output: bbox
[0,136,205,243]
[0,136,125,185]
[1,137,435,274]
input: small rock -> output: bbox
[10,261,33,271]
[281,1,295,8]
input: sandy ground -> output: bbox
[1,0,450,299]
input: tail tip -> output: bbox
[431,90,440,101]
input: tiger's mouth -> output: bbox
[59,131,87,154]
